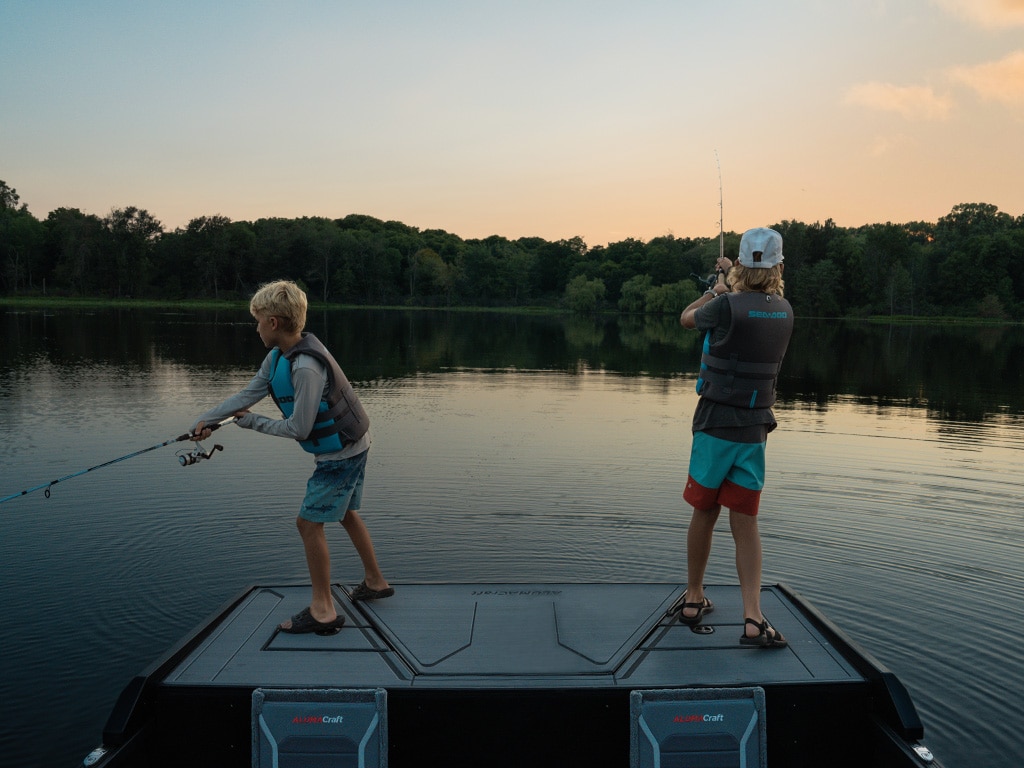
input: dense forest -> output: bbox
[2,179,1023,318]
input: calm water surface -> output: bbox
[1,308,1023,767]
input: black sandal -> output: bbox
[350,581,395,602]
[279,607,345,635]
[667,590,715,626]
[739,617,787,648]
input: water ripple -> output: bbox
[2,368,1022,767]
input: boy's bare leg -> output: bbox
[730,510,764,637]
[291,517,337,624]
[684,504,721,619]
[341,509,390,591]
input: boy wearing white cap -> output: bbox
[676,228,794,648]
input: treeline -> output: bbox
[2,179,1023,318]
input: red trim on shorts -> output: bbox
[684,476,761,516]
[684,476,719,511]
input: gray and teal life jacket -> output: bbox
[268,333,369,454]
[696,292,794,409]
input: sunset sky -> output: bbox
[3,0,1023,247]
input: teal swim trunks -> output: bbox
[300,450,368,523]
[684,431,766,516]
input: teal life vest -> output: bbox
[267,333,370,454]
[696,292,794,409]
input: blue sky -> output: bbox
[2,0,1022,246]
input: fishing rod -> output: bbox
[715,149,724,262]
[690,152,727,293]
[0,417,236,504]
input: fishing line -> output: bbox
[0,417,236,504]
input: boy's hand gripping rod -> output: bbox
[0,417,236,504]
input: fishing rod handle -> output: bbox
[182,417,234,441]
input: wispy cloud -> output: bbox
[865,134,909,157]
[949,50,1024,105]
[843,82,953,120]
[932,0,1024,28]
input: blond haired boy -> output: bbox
[192,280,392,634]
[676,228,793,648]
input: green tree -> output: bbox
[978,293,1009,320]
[565,274,605,313]
[856,223,912,314]
[820,229,861,312]
[350,229,402,304]
[618,274,653,312]
[47,208,106,295]
[645,280,698,313]
[933,250,974,313]
[103,207,163,297]
[503,245,535,305]
[0,180,21,211]
[937,202,1013,241]
[0,181,46,293]
[408,247,452,303]
[181,215,233,299]
[455,242,501,303]
[223,220,258,296]
[296,218,346,302]
[791,259,842,317]
[643,237,694,285]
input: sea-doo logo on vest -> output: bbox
[748,310,789,319]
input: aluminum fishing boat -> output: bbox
[83,582,941,767]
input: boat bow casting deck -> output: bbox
[85,582,940,767]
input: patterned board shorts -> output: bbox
[683,431,766,516]
[299,450,368,523]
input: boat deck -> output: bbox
[96,582,938,767]
[166,582,861,691]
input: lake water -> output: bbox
[1,307,1022,767]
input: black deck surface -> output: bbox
[164,583,861,691]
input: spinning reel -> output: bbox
[690,272,718,291]
[176,442,224,467]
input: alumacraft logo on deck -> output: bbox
[291,714,345,725]
[673,713,726,723]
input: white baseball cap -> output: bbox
[738,228,784,268]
